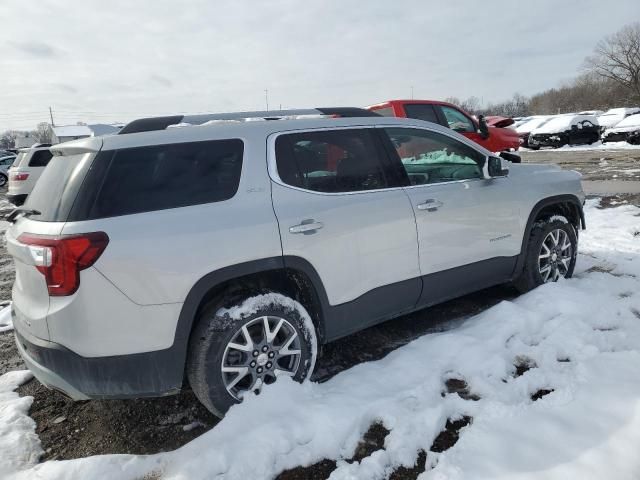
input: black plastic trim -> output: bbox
[118,115,184,135]
[513,194,585,277]
[6,193,27,206]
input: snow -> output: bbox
[597,108,640,128]
[531,115,598,135]
[0,303,12,333]
[2,202,640,479]
[0,371,41,477]
[515,116,553,134]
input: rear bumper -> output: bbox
[6,193,27,206]
[14,318,184,400]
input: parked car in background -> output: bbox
[367,100,521,152]
[0,154,17,186]
[596,108,640,130]
[7,144,53,205]
[602,113,640,144]
[528,115,600,149]
[515,116,554,148]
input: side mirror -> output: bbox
[484,156,509,178]
[499,151,521,163]
[477,115,490,140]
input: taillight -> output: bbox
[17,232,109,296]
[11,172,29,181]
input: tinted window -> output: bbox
[383,128,484,185]
[89,139,243,218]
[28,150,53,167]
[404,104,440,124]
[25,153,92,221]
[276,129,388,193]
[372,107,394,117]
[439,106,475,133]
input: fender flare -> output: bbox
[170,256,331,377]
[513,194,585,276]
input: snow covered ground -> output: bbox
[1,199,640,480]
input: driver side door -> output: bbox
[380,126,521,306]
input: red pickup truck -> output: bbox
[367,100,520,152]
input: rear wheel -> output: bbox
[187,293,318,417]
[0,174,7,187]
[514,218,578,293]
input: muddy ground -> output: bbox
[1,150,639,479]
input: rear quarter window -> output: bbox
[88,139,243,218]
[28,150,53,167]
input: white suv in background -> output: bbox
[7,108,585,417]
[7,144,53,205]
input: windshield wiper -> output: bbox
[6,208,42,223]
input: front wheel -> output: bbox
[514,218,578,293]
[0,174,7,187]
[187,293,318,417]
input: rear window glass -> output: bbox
[89,139,243,218]
[28,150,53,167]
[24,154,91,221]
[13,152,26,167]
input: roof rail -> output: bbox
[118,107,380,135]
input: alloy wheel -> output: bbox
[538,228,573,282]
[221,316,302,400]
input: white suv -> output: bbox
[7,108,585,417]
[7,144,53,205]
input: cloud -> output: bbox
[9,41,58,58]
[149,75,173,88]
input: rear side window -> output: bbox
[404,104,440,124]
[89,139,243,218]
[28,150,53,167]
[275,129,389,193]
[371,107,394,117]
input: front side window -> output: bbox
[89,139,243,218]
[440,106,476,133]
[275,129,388,193]
[383,128,484,185]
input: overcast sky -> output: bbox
[1,0,639,132]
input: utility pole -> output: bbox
[49,106,55,126]
[264,89,269,111]
[411,86,414,99]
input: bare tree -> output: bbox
[32,122,53,144]
[585,22,640,103]
[0,131,18,150]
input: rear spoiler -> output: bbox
[118,108,381,135]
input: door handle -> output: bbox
[289,220,324,234]
[416,199,443,212]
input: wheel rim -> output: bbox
[538,228,573,283]
[0,176,6,186]
[221,316,302,400]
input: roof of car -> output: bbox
[51,114,494,158]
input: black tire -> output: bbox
[0,174,7,187]
[186,293,318,417]
[513,218,578,293]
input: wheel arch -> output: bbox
[171,256,330,384]
[513,194,585,277]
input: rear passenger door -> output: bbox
[269,128,421,338]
